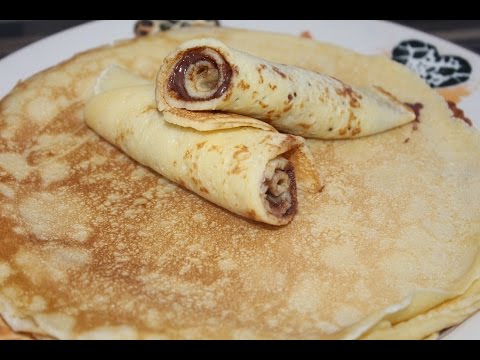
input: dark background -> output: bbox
[1,20,479,59]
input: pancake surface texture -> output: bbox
[0,27,479,339]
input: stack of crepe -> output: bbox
[85,37,416,226]
[0,26,479,339]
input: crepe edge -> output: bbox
[2,277,480,340]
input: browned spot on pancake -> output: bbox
[298,123,311,130]
[115,128,133,144]
[337,111,361,137]
[351,127,362,136]
[173,161,177,166]
[265,110,277,122]
[49,85,76,101]
[222,90,233,102]
[13,79,28,91]
[300,103,305,109]
[237,80,250,90]
[403,138,410,143]
[199,187,209,194]
[233,145,249,159]
[260,135,273,145]
[228,145,250,175]
[259,101,268,109]
[229,165,243,175]
[257,65,265,84]
[288,94,293,102]
[252,91,259,99]
[283,104,293,113]
[196,141,207,149]
[246,210,257,219]
[336,84,362,108]
[349,112,357,124]
[191,177,201,186]
[300,31,313,39]
[184,149,193,160]
[272,66,287,79]
[268,83,277,90]
[208,145,222,153]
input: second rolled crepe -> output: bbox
[85,67,322,226]
[156,38,416,139]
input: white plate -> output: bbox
[0,20,478,340]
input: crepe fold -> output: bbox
[156,38,416,139]
[85,67,322,226]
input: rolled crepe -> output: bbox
[85,67,322,225]
[156,38,416,139]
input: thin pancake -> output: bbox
[85,77,320,225]
[0,316,30,340]
[156,38,415,139]
[0,27,479,339]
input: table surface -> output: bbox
[1,20,480,59]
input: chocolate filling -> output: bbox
[447,101,473,126]
[168,47,232,101]
[264,162,298,218]
[405,102,424,131]
[405,102,424,122]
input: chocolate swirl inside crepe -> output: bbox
[85,66,321,225]
[157,38,416,139]
[169,46,232,100]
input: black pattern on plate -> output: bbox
[392,40,472,88]
[134,20,220,37]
